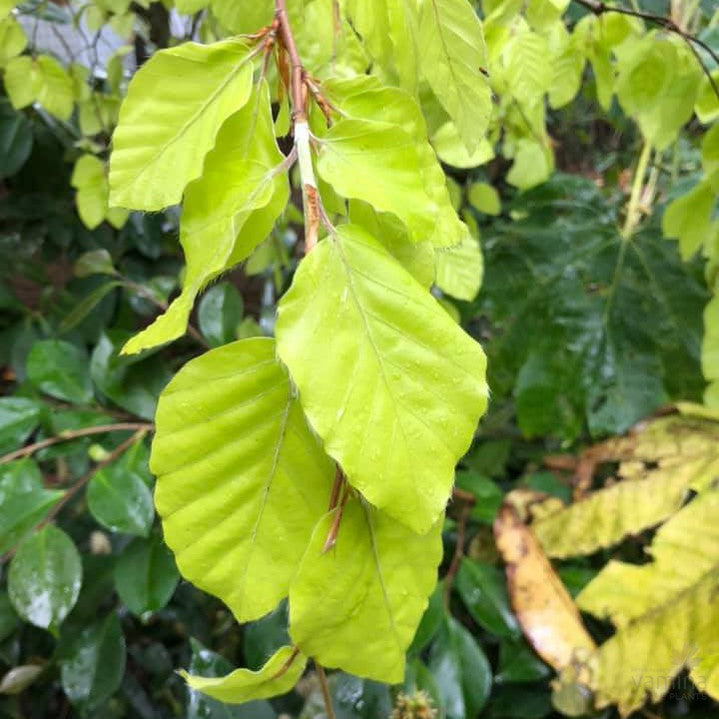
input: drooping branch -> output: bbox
[572,0,719,101]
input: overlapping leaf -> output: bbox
[109,39,255,210]
[152,338,333,622]
[289,499,443,683]
[122,82,288,354]
[276,224,488,534]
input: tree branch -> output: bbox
[0,422,153,466]
[1,428,149,564]
[316,665,337,719]
[572,0,719,101]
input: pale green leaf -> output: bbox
[316,118,438,242]
[210,0,272,32]
[122,82,287,354]
[275,225,488,534]
[322,76,467,247]
[181,646,306,703]
[152,338,333,621]
[0,0,16,19]
[468,182,501,215]
[71,155,109,230]
[431,121,495,168]
[418,0,491,153]
[4,55,74,120]
[175,0,209,13]
[0,17,26,66]
[504,30,552,106]
[506,138,553,189]
[662,181,715,260]
[695,69,719,124]
[435,227,483,301]
[109,39,255,210]
[289,499,443,683]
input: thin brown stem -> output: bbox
[322,483,350,553]
[316,665,337,719]
[0,423,153,466]
[1,428,148,564]
[270,646,301,679]
[275,0,306,121]
[572,0,719,100]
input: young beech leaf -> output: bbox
[151,338,334,622]
[418,0,492,154]
[3,54,74,120]
[122,82,287,355]
[322,76,467,247]
[435,226,483,301]
[316,118,438,242]
[181,645,306,704]
[275,225,488,534]
[109,39,255,211]
[289,499,443,683]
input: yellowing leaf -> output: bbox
[290,499,442,683]
[4,55,74,120]
[122,82,286,355]
[109,39,255,210]
[494,501,596,671]
[532,416,719,558]
[181,646,306,703]
[276,225,488,534]
[578,487,719,714]
[418,0,492,154]
[152,338,334,622]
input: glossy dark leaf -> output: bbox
[26,340,93,404]
[60,613,126,710]
[496,639,551,683]
[455,471,504,523]
[243,602,290,671]
[0,100,33,179]
[428,615,492,719]
[0,459,64,554]
[198,282,244,347]
[455,559,520,638]
[114,534,179,615]
[8,525,82,633]
[0,397,42,455]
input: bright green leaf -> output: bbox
[276,225,488,533]
[152,337,333,621]
[109,38,255,210]
[289,499,443,683]
[418,0,491,154]
[468,182,501,215]
[3,54,74,120]
[662,181,716,260]
[435,227,483,301]
[182,645,306,704]
[0,17,25,66]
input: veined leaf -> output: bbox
[418,0,492,154]
[276,224,488,534]
[4,55,74,120]
[662,180,716,260]
[289,499,443,683]
[109,39,255,210]
[152,338,333,622]
[503,30,552,107]
[435,227,483,301]
[532,416,719,558]
[577,487,719,714]
[122,82,287,354]
[316,118,438,243]
[181,646,306,704]
[322,75,468,247]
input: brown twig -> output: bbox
[1,428,148,564]
[322,483,350,553]
[275,0,307,122]
[316,664,337,719]
[572,0,719,101]
[270,646,301,679]
[0,422,153,466]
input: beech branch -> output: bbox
[572,0,719,101]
